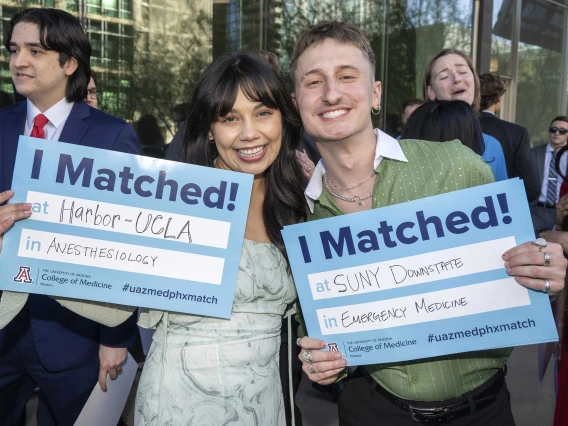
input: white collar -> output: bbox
[304,128,408,213]
[27,98,74,133]
[482,110,496,116]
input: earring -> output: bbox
[371,105,381,116]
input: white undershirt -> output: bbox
[25,98,74,141]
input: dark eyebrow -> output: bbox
[228,102,266,114]
[9,41,44,48]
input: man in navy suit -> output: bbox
[0,8,139,425]
[478,73,539,202]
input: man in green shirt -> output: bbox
[292,21,566,425]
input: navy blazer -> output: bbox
[479,111,540,202]
[0,100,140,372]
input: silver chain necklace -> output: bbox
[323,170,375,191]
[323,174,374,206]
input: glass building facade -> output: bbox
[0,0,566,143]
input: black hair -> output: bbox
[181,51,305,268]
[90,70,97,87]
[401,100,485,155]
[5,8,92,102]
[552,117,568,182]
[550,116,568,128]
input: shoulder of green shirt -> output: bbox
[308,139,495,220]
[396,138,495,187]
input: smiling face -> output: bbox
[426,53,475,106]
[293,39,381,144]
[9,21,77,111]
[549,120,568,149]
[210,89,283,177]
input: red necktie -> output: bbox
[30,114,49,139]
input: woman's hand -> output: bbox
[297,336,347,385]
[503,240,567,295]
[296,149,316,181]
[0,190,32,252]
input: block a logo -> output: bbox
[13,266,33,284]
[328,342,339,352]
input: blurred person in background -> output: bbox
[531,116,568,233]
[479,73,538,201]
[135,114,165,158]
[397,98,423,139]
[84,71,98,108]
[401,100,483,155]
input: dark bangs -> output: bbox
[213,59,280,120]
[181,51,305,269]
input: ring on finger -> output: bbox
[544,252,552,266]
[543,279,551,294]
[302,350,313,363]
[296,337,302,347]
[308,364,318,375]
[532,238,548,249]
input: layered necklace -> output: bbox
[323,170,375,206]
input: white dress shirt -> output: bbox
[538,143,568,204]
[304,128,408,213]
[25,98,74,141]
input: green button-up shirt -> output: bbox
[304,130,512,402]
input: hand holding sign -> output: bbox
[284,180,561,366]
[503,240,566,294]
[0,190,31,252]
[0,137,253,319]
[297,336,347,385]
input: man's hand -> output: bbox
[98,345,127,392]
[503,240,567,295]
[297,336,347,386]
[0,190,32,251]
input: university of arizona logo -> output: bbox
[328,343,339,352]
[13,266,33,284]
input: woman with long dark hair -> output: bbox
[135,52,305,425]
[401,100,484,155]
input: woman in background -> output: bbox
[422,49,508,181]
[401,99,483,155]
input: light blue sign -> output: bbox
[282,179,557,365]
[0,136,253,319]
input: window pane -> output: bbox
[102,0,118,9]
[516,0,567,145]
[491,0,514,76]
[385,0,474,135]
